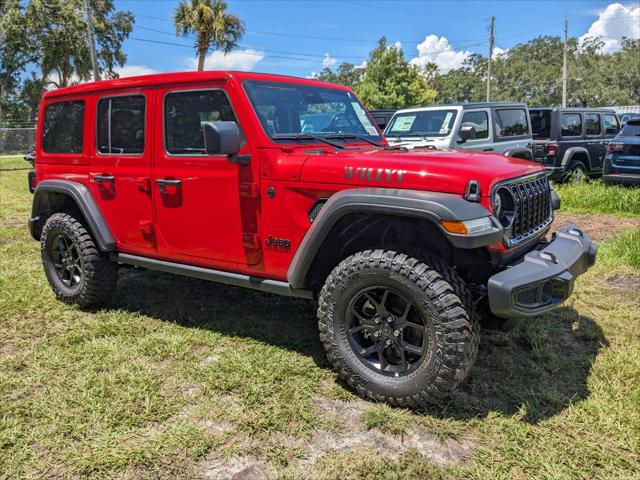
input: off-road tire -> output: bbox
[564,161,587,183]
[317,249,480,407]
[41,213,118,307]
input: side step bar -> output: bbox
[114,253,314,300]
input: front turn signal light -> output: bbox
[440,217,494,235]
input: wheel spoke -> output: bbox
[377,347,388,371]
[361,342,379,357]
[401,341,423,356]
[350,324,374,335]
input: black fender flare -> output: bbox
[30,180,116,251]
[287,188,503,289]
[504,148,533,161]
[561,147,591,170]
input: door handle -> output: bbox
[482,148,493,151]
[156,178,181,193]
[94,174,114,183]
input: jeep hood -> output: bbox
[300,147,542,196]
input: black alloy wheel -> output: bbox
[347,286,428,376]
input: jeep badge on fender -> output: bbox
[28,70,595,408]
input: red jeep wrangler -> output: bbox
[28,72,596,406]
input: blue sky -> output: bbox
[115,0,639,78]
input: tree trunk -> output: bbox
[197,50,206,71]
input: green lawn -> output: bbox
[1,163,639,479]
[0,155,30,171]
[553,179,640,217]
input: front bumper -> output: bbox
[487,224,596,318]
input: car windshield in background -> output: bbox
[530,110,551,139]
[385,110,457,137]
[243,80,381,142]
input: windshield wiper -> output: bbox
[325,133,383,147]
[272,133,345,149]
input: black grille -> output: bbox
[503,174,552,245]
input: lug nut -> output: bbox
[385,339,392,346]
[374,331,380,337]
[393,329,400,337]
[387,316,393,323]
[374,317,380,324]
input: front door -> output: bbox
[89,91,154,255]
[152,85,260,267]
[457,109,493,152]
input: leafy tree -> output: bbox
[26,0,134,88]
[0,0,33,122]
[174,0,244,71]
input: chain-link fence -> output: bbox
[0,128,36,154]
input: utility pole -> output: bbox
[83,0,100,82]
[562,17,568,107]
[487,15,495,102]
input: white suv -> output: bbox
[384,102,534,160]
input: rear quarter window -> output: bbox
[495,109,528,138]
[585,113,601,136]
[530,110,551,139]
[42,100,85,154]
[604,114,620,135]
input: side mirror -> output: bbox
[203,121,241,156]
[457,125,476,143]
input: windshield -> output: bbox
[530,110,551,139]
[243,80,381,142]
[385,110,457,137]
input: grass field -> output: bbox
[1,156,639,479]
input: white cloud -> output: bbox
[322,53,336,68]
[493,47,508,57]
[114,65,159,78]
[410,34,473,72]
[579,2,640,53]
[185,49,265,71]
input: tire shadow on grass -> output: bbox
[113,269,606,424]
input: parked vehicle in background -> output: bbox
[618,113,640,127]
[23,144,35,165]
[384,102,534,160]
[369,109,396,130]
[603,118,640,186]
[530,107,620,182]
[27,71,596,407]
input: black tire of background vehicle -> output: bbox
[41,213,118,307]
[564,161,587,183]
[317,249,480,407]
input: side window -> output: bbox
[604,114,620,135]
[460,111,489,139]
[97,95,145,154]
[165,89,238,155]
[561,113,582,137]
[585,113,601,136]
[42,100,85,154]
[495,109,528,137]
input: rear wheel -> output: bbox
[565,161,587,183]
[317,250,479,407]
[41,213,118,307]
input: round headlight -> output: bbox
[495,187,515,227]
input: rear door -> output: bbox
[151,84,260,267]
[492,107,531,155]
[89,91,154,254]
[585,112,605,173]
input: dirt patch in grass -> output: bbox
[604,274,640,291]
[310,398,470,466]
[553,212,640,243]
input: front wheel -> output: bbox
[41,213,118,307]
[317,250,479,407]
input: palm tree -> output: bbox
[174,0,244,71]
